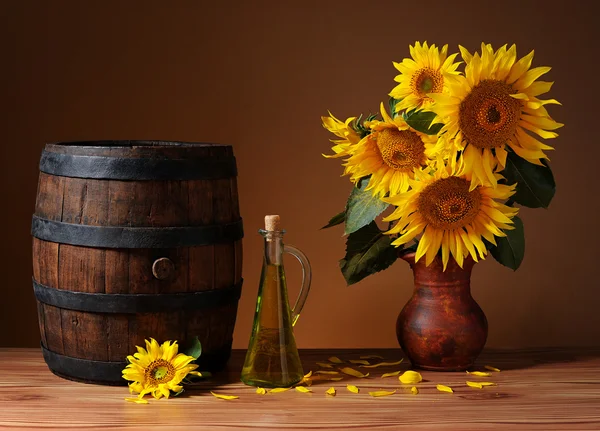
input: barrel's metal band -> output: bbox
[39,150,238,180]
[33,279,243,313]
[31,216,244,248]
[41,341,233,385]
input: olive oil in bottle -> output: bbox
[240,215,312,388]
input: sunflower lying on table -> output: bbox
[322,41,562,280]
[122,338,205,403]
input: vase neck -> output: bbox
[401,252,474,288]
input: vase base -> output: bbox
[410,363,472,372]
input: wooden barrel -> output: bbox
[31,141,243,385]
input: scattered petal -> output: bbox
[314,370,340,375]
[480,382,497,387]
[381,370,402,378]
[317,362,335,368]
[211,392,239,400]
[369,390,396,397]
[295,386,312,393]
[326,377,344,381]
[256,387,267,395]
[467,371,491,377]
[410,386,419,395]
[466,381,483,389]
[269,387,291,393]
[325,387,336,396]
[349,359,370,365]
[484,365,501,372]
[125,397,149,404]
[304,371,313,379]
[436,384,454,393]
[362,359,404,368]
[399,370,423,384]
[360,355,385,360]
[346,384,360,394]
[340,367,369,378]
[328,356,344,364]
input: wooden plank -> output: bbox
[58,178,109,361]
[1,348,599,430]
[104,178,132,361]
[35,302,47,348]
[212,177,239,352]
[234,240,243,283]
[33,172,65,355]
[118,180,190,347]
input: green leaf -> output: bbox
[339,222,398,285]
[173,388,185,397]
[345,178,389,235]
[182,371,212,385]
[352,113,378,138]
[403,110,443,135]
[183,336,202,360]
[321,211,346,230]
[488,216,525,271]
[502,152,556,208]
[388,97,400,116]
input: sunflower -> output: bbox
[429,43,563,189]
[344,103,438,197]
[322,112,362,159]
[389,41,462,113]
[384,166,518,270]
[122,338,201,400]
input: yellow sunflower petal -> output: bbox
[328,356,344,364]
[256,387,267,395]
[346,385,360,394]
[467,371,491,377]
[295,386,312,393]
[349,360,370,365]
[340,367,369,378]
[484,365,501,372]
[399,370,423,384]
[211,392,239,400]
[410,386,419,395]
[436,384,454,393]
[125,397,149,404]
[317,362,334,369]
[361,359,404,368]
[369,390,396,397]
[381,370,403,378]
[325,387,336,396]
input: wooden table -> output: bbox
[1,348,599,430]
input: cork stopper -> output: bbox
[265,215,281,231]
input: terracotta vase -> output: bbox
[396,252,487,371]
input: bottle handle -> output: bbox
[283,244,312,327]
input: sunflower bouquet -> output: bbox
[322,42,562,284]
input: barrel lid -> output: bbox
[44,140,234,159]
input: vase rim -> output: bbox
[400,250,476,269]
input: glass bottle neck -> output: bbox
[260,229,285,266]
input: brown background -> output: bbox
[1,0,598,350]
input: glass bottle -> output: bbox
[240,215,312,388]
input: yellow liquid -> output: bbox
[240,264,304,388]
